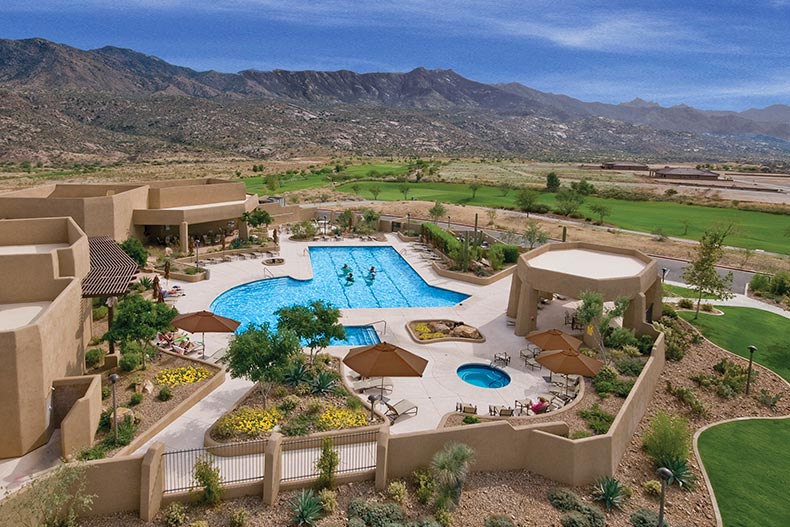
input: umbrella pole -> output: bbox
[380,378,385,401]
[201,331,206,360]
[565,374,569,397]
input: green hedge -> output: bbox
[421,223,461,255]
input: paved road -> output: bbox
[653,257,753,295]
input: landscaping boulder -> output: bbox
[142,380,155,394]
[110,407,139,428]
[429,321,451,334]
[451,324,480,339]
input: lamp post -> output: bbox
[109,373,120,443]
[194,239,200,270]
[657,466,673,527]
[447,216,451,230]
[746,345,757,395]
[661,267,668,283]
[406,213,411,232]
[367,394,377,422]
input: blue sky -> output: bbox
[1,0,788,110]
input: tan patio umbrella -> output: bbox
[535,348,603,396]
[526,328,583,352]
[343,341,428,398]
[170,310,241,359]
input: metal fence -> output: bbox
[281,430,378,483]
[162,439,268,493]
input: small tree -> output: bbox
[680,218,691,236]
[554,189,585,216]
[276,300,345,365]
[469,182,481,199]
[575,291,630,363]
[221,323,300,407]
[498,182,513,196]
[194,455,222,505]
[546,172,561,192]
[351,183,361,195]
[362,208,380,230]
[682,226,735,318]
[431,442,475,511]
[589,203,611,225]
[103,294,177,369]
[515,188,539,214]
[428,201,447,224]
[242,209,273,229]
[265,174,280,192]
[398,183,411,200]
[369,185,382,200]
[337,209,355,231]
[315,437,339,490]
[523,221,548,249]
[120,237,148,268]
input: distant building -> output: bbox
[601,161,649,171]
[649,167,719,180]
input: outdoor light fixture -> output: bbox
[447,216,451,229]
[194,239,201,269]
[656,466,673,527]
[746,345,757,395]
[661,267,668,283]
[109,373,121,443]
[367,394,377,422]
[406,212,411,231]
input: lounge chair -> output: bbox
[351,377,394,393]
[384,399,418,422]
[488,405,515,417]
[493,352,511,366]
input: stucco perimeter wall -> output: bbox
[54,375,102,459]
[81,454,145,517]
[147,179,247,209]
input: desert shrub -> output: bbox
[622,344,643,358]
[642,479,662,496]
[422,223,461,255]
[92,306,108,321]
[346,395,364,410]
[642,411,690,465]
[281,414,312,436]
[190,521,209,527]
[129,392,144,406]
[278,394,301,414]
[291,221,318,240]
[661,303,678,319]
[412,466,434,505]
[560,511,588,527]
[158,385,173,401]
[605,327,638,350]
[547,488,583,512]
[592,366,634,398]
[677,298,693,309]
[592,476,628,511]
[577,505,605,527]
[755,389,783,411]
[431,442,475,511]
[103,414,137,447]
[637,334,655,355]
[665,382,707,416]
[387,480,408,504]
[700,303,714,312]
[229,508,249,527]
[291,489,323,526]
[271,385,290,398]
[119,352,142,372]
[316,437,339,490]
[347,498,405,526]
[164,502,188,527]
[434,508,453,527]
[653,317,690,361]
[485,516,515,527]
[193,455,222,505]
[462,415,480,425]
[317,488,337,514]
[487,244,505,270]
[692,358,754,399]
[578,404,615,434]
[615,357,645,377]
[631,508,670,527]
[305,399,323,415]
[570,430,593,439]
[101,385,111,400]
[85,348,106,369]
[120,237,148,267]
[77,441,108,460]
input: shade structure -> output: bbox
[527,328,582,352]
[536,348,603,396]
[343,342,428,398]
[170,310,241,359]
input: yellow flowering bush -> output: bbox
[414,323,431,334]
[155,366,211,386]
[418,332,446,340]
[214,406,283,438]
[316,406,368,431]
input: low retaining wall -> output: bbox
[431,262,515,285]
[54,375,102,459]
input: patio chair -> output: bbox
[455,402,478,414]
[384,399,419,422]
[489,405,514,417]
[493,352,511,366]
[351,377,394,393]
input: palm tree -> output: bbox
[431,442,475,511]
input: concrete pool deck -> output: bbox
[156,233,556,441]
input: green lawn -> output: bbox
[334,181,790,254]
[679,307,790,381]
[244,172,333,194]
[340,162,410,178]
[663,284,719,300]
[698,419,790,527]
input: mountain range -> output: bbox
[1,38,789,163]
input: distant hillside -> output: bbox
[0,38,788,163]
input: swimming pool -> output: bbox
[336,325,381,347]
[210,246,469,331]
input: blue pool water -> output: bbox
[456,364,511,388]
[210,246,469,335]
[336,325,381,347]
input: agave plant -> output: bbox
[310,371,337,395]
[137,276,154,290]
[658,456,697,490]
[284,362,312,387]
[592,475,628,511]
[290,489,323,526]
